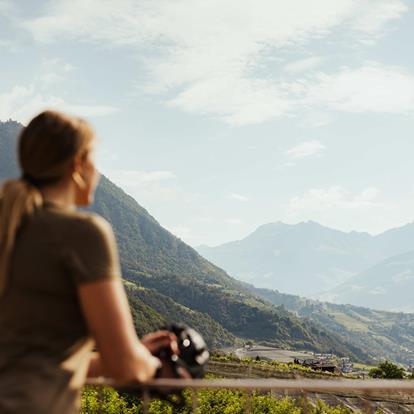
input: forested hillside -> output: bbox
[248,285,414,364]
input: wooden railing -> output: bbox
[85,377,414,413]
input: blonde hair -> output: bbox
[0,110,94,295]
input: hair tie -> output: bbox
[21,174,38,186]
[21,173,60,187]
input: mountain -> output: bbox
[125,282,237,348]
[0,120,369,360]
[372,224,414,263]
[197,221,374,295]
[0,120,20,178]
[323,250,414,312]
[245,284,414,365]
[197,221,414,297]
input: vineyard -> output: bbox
[81,358,414,413]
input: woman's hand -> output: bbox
[141,330,178,356]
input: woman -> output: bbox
[0,110,176,413]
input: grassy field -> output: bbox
[232,345,314,363]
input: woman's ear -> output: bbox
[71,154,82,175]
[72,152,89,178]
[72,149,98,206]
[72,172,87,189]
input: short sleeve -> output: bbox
[62,214,122,285]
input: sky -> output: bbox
[1,0,414,247]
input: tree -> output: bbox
[369,360,405,379]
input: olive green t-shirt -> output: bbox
[0,201,122,414]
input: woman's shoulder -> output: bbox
[39,208,121,284]
[70,211,114,240]
[75,211,112,235]
[42,206,115,243]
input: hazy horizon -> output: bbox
[197,218,414,248]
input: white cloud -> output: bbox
[0,84,118,123]
[107,169,181,203]
[191,216,216,224]
[37,72,64,85]
[0,39,10,47]
[347,285,365,292]
[0,0,13,16]
[369,286,386,295]
[284,57,323,74]
[41,57,74,72]
[288,186,381,213]
[21,0,408,125]
[300,111,333,128]
[108,170,176,186]
[63,104,118,117]
[285,140,325,160]
[97,147,119,164]
[224,218,243,225]
[350,0,408,40]
[229,193,249,202]
[37,58,75,86]
[165,225,193,242]
[284,186,393,235]
[25,0,406,48]
[167,77,293,126]
[307,63,414,114]
[191,216,242,226]
[392,270,414,283]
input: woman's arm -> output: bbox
[86,352,107,378]
[78,278,164,383]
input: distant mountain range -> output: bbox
[197,221,414,311]
[323,250,414,312]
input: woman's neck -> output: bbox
[39,180,77,209]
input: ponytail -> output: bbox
[0,179,42,296]
[0,110,95,296]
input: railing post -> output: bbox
[97,385,103,414]
[362,393,375,414]
[302,391,310,414]
[191,388,198,414]
[244,388,253,414]
[142,387,150,414]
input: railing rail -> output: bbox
[87,377,414,392]
[85,378,414,413]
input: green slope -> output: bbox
[92,175,234,288]
[125,282,236,349]
[248,285,414,364]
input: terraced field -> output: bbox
[233,345,314,363]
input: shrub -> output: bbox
[368,361,405,379]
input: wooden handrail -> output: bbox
[86,377,414,393]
